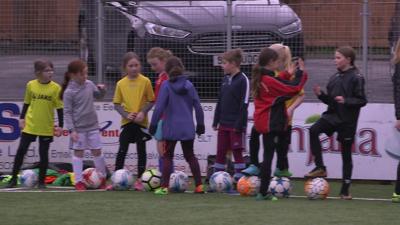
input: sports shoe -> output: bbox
[98,179,107,190]
[233,173,244,183]
[134,180,144,191]
[241,164,260,176]
[274,168,293,177]
[105,184,114,191]
[255,193,278,201]
[194,184,205,194]
[340,194,353,200]
[392,193,400,203]
[75,181,86,191]
[304,167,327,178]
[154,187,168,195]
[4,178,17,188]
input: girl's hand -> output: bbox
[97,84,106,90]
[134,112,145,123]
[395,120,400,131]
[212,126,218,131]
[54,126,63,137]
[335,96,345,104]
[286,106,294,120]
[297,58,305,71]
[127,112,137,121]
[70,131,79,142]
[19,119,25,130]
[313,85,321,96]
[288,62,296,75]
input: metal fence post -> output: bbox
[362,0,369,81]
[226,0,233,51]
[96,0,104,83]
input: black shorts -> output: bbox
[318,119,356,143]
[119,123,152,144]
[21,132,53,143]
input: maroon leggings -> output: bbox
[161,140,202,188]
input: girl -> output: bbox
[146,47,173,172]
[113,52,155,191]
[149,56,205,195]
[243,44,305,178]
[252,47,307,200]
[6,60,63,189]
[61,59,107,191]
[305,46,367,200]
[390,38,400,203]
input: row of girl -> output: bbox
[4,41,400,202]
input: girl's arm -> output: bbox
[234,75,250,132]
[92,82,106,100]
[112,82,130,119]
[149,83,169,135]
[63,92,74,132]
[266,70,308,97]
[393,63,400,120]
[343,76,367,108]
[287,93,305,120]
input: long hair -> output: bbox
[251,47,279,98]
[60,59,87,99]
[269,43,292,71]
[392,38,400,65]
[336,46,356,67]
[165,56,185,82]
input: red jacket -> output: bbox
[155,72,168,100]
[254,69,308,133]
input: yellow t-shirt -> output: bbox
[23,80,63,136]
[113,74,155,127]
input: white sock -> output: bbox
[94,155,107,177]
[72,156,83,183]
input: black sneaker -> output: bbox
[4,178,17,188]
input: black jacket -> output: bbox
[393,63,400,119]
[319,67,367,127]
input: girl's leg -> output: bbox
[72,150,84,183]
[259,133,276,196]
[38,136,52,187]
[136,141,147,178]
[161,141,176,188]
[396,162,400,195]
[340,140,353,197]
[115,128,131,170]
[181,140,202,187]
[276,127,291,171]
[215,129,230,172]
[7,133,33,186]
[249,126,261,167]
[91,149,107,176]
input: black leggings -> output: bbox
[309,119,354,180]
[396,162,400,195]
[249,126,290,170]
[10,133,52,185]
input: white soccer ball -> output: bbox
[169,171,189,193]
[304,178,330,200]
[141,169,162,191]
[209,171,233,193]
[111,169,134,190]
[20,169,38,188]
[82,168,105,189]
[268,176,292,198]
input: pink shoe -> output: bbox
[75,181,86,192]
[134,180,144,191]
[105,184,114,191]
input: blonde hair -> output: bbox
[146,47,173,61]
[269,43,292,71]
[392,38,400,65]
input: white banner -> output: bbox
[0,101,398,180]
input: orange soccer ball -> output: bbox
[304,178,330,200]
[237,176,260,196]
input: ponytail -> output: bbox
[60,72,71,100]
[251,64,263,98]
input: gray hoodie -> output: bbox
[63,80,106,132]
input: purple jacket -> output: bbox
[150,75,204,141]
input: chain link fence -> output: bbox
[0,0,399,103]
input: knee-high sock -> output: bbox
[72,156,83,183]
[94,155,107,176]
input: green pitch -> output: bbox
[0,180,398,225]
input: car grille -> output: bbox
[188,32,280,54]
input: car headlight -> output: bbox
[144,22,190,38]
[279,20,302,35]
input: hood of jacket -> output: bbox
[168,75,189,95]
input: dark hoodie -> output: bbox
[150,75,204,140]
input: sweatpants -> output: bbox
[160,140,202,188]
[10,132,53,185]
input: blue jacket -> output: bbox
[150,75,204,141]
[213,72,250,131]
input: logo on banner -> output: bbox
[0,103,20,141]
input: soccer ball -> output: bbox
[111,169,134,190]
[304,178,330,200]
[268,177,292,198]
[82,168,105,189]
[169,171,189,193]
[141,169,162,191]
[20,169,38,188]
[237,176,260,196]
[209,171,233,193]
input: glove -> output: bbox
[149,124,157,136]
[196,124,205,136]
